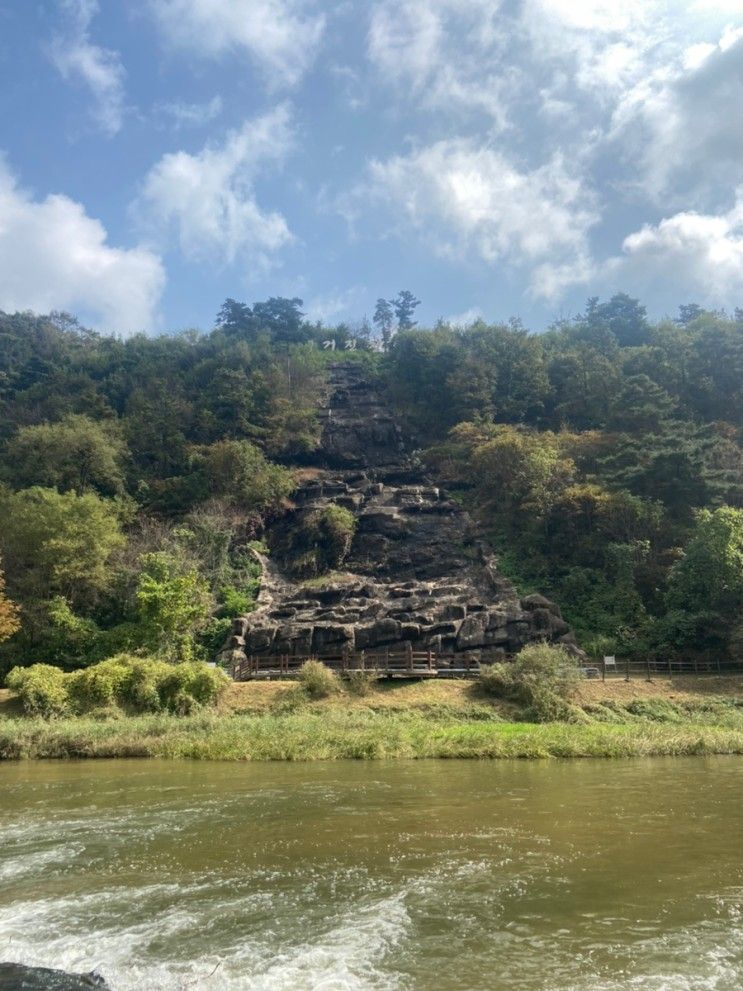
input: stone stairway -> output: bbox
[224,363,580,670]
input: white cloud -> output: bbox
[149,0,325,89]
[446,306,483,327]
[366,140,599,299]
[0,158,165,333]
[305,286,366,323]
[605,195,743,308]
[367,0,514,126]
[49,0,126,135]
[610,27,743,198]
[156,95,223,129]
[136,106,295,269]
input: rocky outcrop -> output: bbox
[0,963,110,990]
[224,363,580,669]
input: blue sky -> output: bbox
[1,0,742,335]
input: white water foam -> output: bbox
[0,885,411,991]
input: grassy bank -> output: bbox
[1,677,743,760]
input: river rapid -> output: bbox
[0,759,741,991]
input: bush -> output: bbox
[7,656,229,718]
[158,662,229,714]
[345,669,379,696]
[479,643,583,722]
[298,660,340,699]
[478,664,512,698]
[68,657,132,710]
[121,656,168,712]
[6,664,71,718]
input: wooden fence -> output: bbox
[230,649,743,682]
[230,646,482,681]
[598,656,739,680]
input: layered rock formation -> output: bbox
[225,363,579,668]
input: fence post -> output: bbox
[625,656,630,682]
[602,658,606,682]
[406,641,413,673]
[646,656,651,682]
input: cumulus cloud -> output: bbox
[49,0,126,135]
[367,0,515,126]
[366,140,599,299]
[0,159,165,333]
[136,106,295,269]
[606,195,743,308]
[149,0,325,89]
[610,27,743,198]
[367,1,742,192]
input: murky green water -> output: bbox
[0,759,741,990]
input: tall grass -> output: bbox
[1,708,742,761]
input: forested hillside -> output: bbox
[0,294,741,677]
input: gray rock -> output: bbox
[520,593,562,618]
[226,363,580,669]
[0,963,110,990]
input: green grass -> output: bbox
[2,706,743,761]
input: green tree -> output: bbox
[0,556,20,643]
[391,290,421,331]
[4,414,129,496]
[373,298,395,347]
[0,487,126,610]
[591,293,649,348]
[135,552,213,662]
[667,507,743,616]
[190,440,295,514]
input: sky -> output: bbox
[0,0,742,335]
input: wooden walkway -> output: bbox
[230,647,483,681]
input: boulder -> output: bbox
[246,627,276,653]
[312,624,354,652]
[0,963,110,990]
[520,593,562,618]
[355,618,402,649]
[456,613,488,648]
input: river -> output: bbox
[0,759,741,990]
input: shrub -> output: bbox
[478,664,512,698]
[345,669,379,696]
[479,643,583,722]
[298,660,340,699]
[68,657,131,711]
[6,664,70,718]
[121,656,168,712]
[157,662,229,714]
[7,656,229,718]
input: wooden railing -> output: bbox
[230,647,484,681]
[599,656,738,679]
[230,650,743,682]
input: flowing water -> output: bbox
[0,758,741,990]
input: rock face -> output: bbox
[225,363,579,668]
[0,963,110,990]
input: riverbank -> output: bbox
[1,677,742,760]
